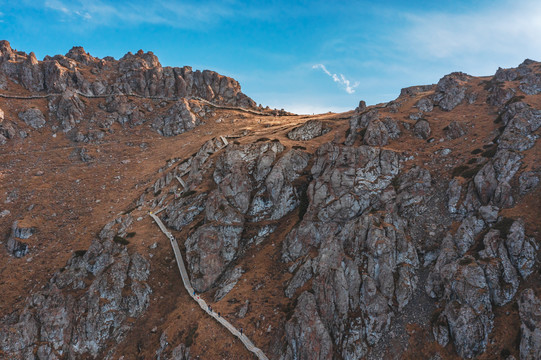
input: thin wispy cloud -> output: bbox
[401,0,541,66]
[312,64,359,94]
[40,0,269,29]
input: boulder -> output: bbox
[444,121,466,139]
[519,171,540,195]
[433,72,471,111]
[478,230,519,306]
[413,119,431,139]
[18,108,46,129]
[363,119,389,146]
[504,220,536,279]
[382,117,400,139]
[415,97,434,112]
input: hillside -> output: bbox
[0,41,540,359]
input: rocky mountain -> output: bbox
[0,42,540,359]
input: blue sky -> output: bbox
[0,0,539,113]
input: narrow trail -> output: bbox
[149,212,270,360]
[0,90,289,117]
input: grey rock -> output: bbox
[498,102,541,151]
[356,100,367,112]
[360,276,392,346]
[447,179,462,214]
[443,301,491,359]
[237,300,250,318]
[285,259,313,298]
[152,99,198,137]
[426,234,459,299]
[156,332,169,360]
[0,220,151,358]
[519,171,540,195]
[19,108,46,129]
[413,119,431,139]
[444,121,466,139]
[52,91,85,132]
[519,71,541,95]
[518,289,541,360]
[415,97,433,112]
[382,117,400,139]
[6,237,29,258]
[478,230,519,306]
[505,219,536,279]
[409,111,423,121]
[214,266,244,301]
[364,120,389,146]
[487,86,515,106]
[186,224,243,292]
[478,205,499,223]
[432,312,450,347]
[0,120,17,145]
[341,316,367,360]
[494,67,518,82]
[164,193,207,230]
[312,237,353,342]
[284,292,333,360]
[433,72,471,111]
[287,120,328,141]
[5,221,34,258]
[492,149,522,184]
[453,215,485,255]
[346,109,379,145]
[474,163,498,205]
[171,343,190,360]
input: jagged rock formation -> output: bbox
[1,42,540,360]
[0,40,256,141]
[0,216,151,359]
[160,139,310,292]
[287,119,329,141]
[518,289,541,360]
[0,41,254,106]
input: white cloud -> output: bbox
[40,0,268,28]
[401,0,541,67]
[312,64,359,94]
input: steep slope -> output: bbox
[1,42,540,359]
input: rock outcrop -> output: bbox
[0,41,255,107]
[161,139,310,292]
[0,216,151,359]
[433,72,472,111]
[518,289,541,360]
[0,40,257,142]
[287,119,329,141]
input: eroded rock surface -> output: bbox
[0,216,151,359]
[287,119,329,141]
[518,289,541,360]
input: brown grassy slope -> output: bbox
[1,68,540,359]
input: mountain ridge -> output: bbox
[0,42,540,359]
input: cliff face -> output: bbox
[0,42,540,360]
[0,40,255,107]
[0,40,256,142]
